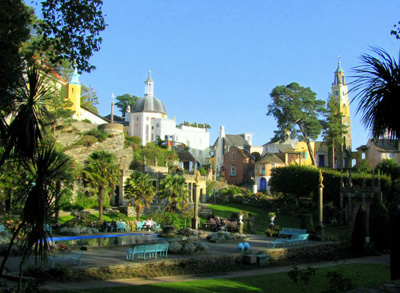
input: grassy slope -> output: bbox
[206,203,301,234]
[74,263,390,293]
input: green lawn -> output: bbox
[64,263,390,293]
[205,203,301,234]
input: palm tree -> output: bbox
[82,150,120,222]
[351,46,400,281]
[351,47,400,139]
[124,171,155,221]
[0,65,49,166]
[159,174,188,213]
[0,143,72,279]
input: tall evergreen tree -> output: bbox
[267,82,326,166]
[322,94,348,168]
[115,93,138,115]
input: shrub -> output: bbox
[351,205,367,254]
[78,135,97,147]
[168,241,182,253]
[83,129,109,142]
[300,214,315,233]
[369,196,390,251]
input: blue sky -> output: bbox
[75,0,399,150]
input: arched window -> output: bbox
[352,159,357,167]
[230,165,236,176]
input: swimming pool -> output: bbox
[47,233,162,248]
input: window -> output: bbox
[156,123,159,127]
[260,164,266,175]
[232,152,235,160]
[335,91,339,96]
[230,165,236,176]
[303,152,308,159]
[386,153,393,159]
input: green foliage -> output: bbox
[131,143,178,169]
[124,133,141,149]
[38,0,107,73]
[159,174,188,213]
[323,271,354,293]
[82,150,120,222]
[115,93,138,115]
[270,166,392,207]
[151,211,183,227]
[322,94,348,167]
[288,265,316,292]
[351,205,367,254]
[269,165,320,199]
[0,0,32,113]
[369,196,390,252]
[267,82,326,166]
[300,214,315,233]
[376,159,400,181]
[83,129,109,142]
[352,159,372,173]
[81,84,99,113]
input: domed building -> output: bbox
[127,71,210,166]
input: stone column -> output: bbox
[191,184,200,229]
[316,170,325,240]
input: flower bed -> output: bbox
[206,231,247,243]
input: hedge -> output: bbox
[269,165,392,207]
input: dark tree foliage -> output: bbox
[0,0,32,113]
[391,21,400,39]
[369,196,390,252]
[375,159,400,181]
[351,47,400,140]
[38,0,107,73]
[351,204,367,254]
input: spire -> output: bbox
[70,63,80,85]
[144,70,154,96]
[335,56,344,73]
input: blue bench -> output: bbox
[279,228,306,237]
[136,221,145,231]
[126,242,169,261]
[116,221,128,232]
[48,251,83,268]
[267,233,309,248]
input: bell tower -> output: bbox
[331,58,352,167]
[67,64,82,120]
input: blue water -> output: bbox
[47,233,162,248]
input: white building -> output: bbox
[127,71,210,166]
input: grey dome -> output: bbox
[131,95,167,114]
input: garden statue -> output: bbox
[268,212,276,226]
